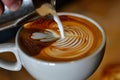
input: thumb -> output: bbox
[1,0,22,11]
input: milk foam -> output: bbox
[31,29,60,42]
[35,22,94,59]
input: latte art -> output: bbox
[19,15,102,62]
[37,24,94,59]
[31,29,60,42]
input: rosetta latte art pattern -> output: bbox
[40,22,94,59]
[19,15,102,61]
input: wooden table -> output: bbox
[0,0,120,80]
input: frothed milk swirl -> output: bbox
[19,15,102,62]
[36,3,65,39]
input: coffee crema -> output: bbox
[19,15,102,62]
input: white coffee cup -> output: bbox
[0,12,106,80]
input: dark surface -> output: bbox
[0,26,20,43]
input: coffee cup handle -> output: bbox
[0,43,22,71]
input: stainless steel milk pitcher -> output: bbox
[0,0,55,30]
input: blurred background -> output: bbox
[0,0,120,80]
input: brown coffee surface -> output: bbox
[19,15,102,62]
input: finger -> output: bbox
[1,0,22,11]
[0,2,3,15]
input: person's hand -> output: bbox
[0,0,22,15]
